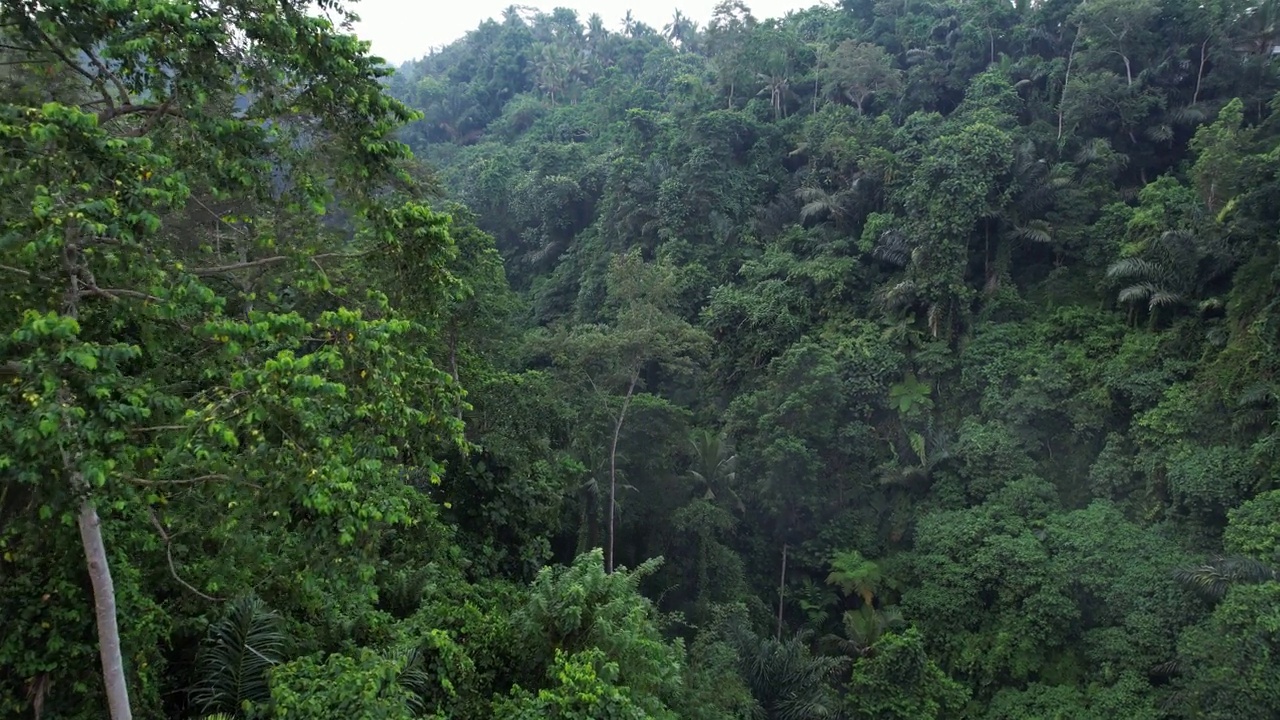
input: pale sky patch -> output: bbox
[347,0,822,65]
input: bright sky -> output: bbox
[348,0,820,65]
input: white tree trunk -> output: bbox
[607,372,638,574]
[77,489,132,719]
[776,543,788,640]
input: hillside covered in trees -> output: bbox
[3,0,1280,717]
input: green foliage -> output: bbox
[843,627,969,719]
[734,630,844,720]
[494,649,663,720]
[826,550,883,606]
[1172,582,1280,719]
[1225,490,1280,564]
[516,549,685,715]
[268,650,418,719]
[8,0,1280,716]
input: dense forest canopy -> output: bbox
[3,0,1280,717]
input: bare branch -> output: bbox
[129,425,190,434]
[129,474,230,486]
[98,100,181,130]
[189,255,288,275]
[77,44,131,108]
[27,25,104,108]
[79,287,163,302]
[189,251,367,276]
[191,196,251,236]
[147,509,221,602]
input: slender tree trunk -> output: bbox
[78,494,132,720]
[59,228,132,719]
[776,543,788,640]
[447,326,462,420]
[1193,37,1209,104]
[1058,26,1083,140]
[607,371,639,573]
[59,226,131,712]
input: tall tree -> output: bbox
[820,40,904,113]
[548,251,709,572]
[0,2,459,715]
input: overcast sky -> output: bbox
[348,0,819,65]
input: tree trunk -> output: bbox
[776,542,788,640]
[58,227,132,719]
[607,371,639,573]
[1058,26,1082,140]
[447,326,462,420]
[57,226,131,712]
[1193,37,1209,104]
[78,494,133,720]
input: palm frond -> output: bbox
[1146,124,1174,142]
[398,648,432,714]
[872,229,913,267]
[904,47,933,65]
[1008,220,1053,244]
[1174,556,1279,601]
[1148,289,1184,309]
[1169,104,1211,125]
[1117,282,1157,304]
[1237,383,1276,408]
[800,200,835,222]
[190,595,287,716]
[1150,657,1186,678]
[1107,257,1161,280]
[794,186,828,202]
[1156,229,1197,249]
[1075,138,1111,164]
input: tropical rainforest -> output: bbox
[3,0,1280,717]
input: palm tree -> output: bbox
[824,605,906,657]
[795,174,867,226]
[534,42,587,105]
[1152,554,1278,684]
[585,13,609,64]
[664,10,699,51]
[685,428,744,513]
[501,4,526,25]
[735,631,846,720]
[1106,229,1200,323]
[757,70,796,119]
[826,550,884,607]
